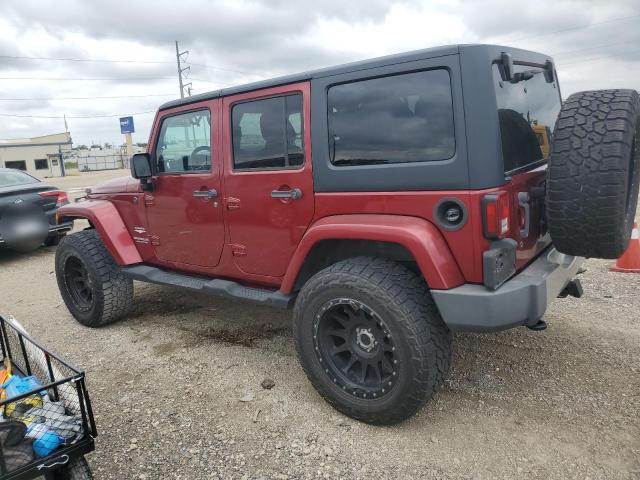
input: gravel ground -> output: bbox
[0,170,638,479]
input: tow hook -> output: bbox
[558,279,584,299]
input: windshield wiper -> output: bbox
[509,69,543,84]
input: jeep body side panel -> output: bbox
[280,214,465,294]
[311,192,483,283]
[57,200,142,265]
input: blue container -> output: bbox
[2,375,44,398]
[27,424,63,458]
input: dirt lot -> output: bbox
[0,170,638,479]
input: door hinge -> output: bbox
[144,194,155,207]
[230,243,247,256]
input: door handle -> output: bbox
[271,188,303,200]
[192,189,218,199]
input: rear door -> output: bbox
[492,61,561,269]
[144,101,225,268]
[222,82,314,278]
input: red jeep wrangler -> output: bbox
[55,45,640,424]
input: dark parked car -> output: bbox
[0,168,72,252]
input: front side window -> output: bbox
[232,94,304,170]
[327,69,455,166]
[493,62,561,173]
[155,109,211,174]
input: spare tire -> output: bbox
[547,89,640,258]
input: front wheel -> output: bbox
[293,256,452,425]
[55,230,133,327]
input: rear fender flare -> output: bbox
[280,214,464,293]
[57,200,142,265]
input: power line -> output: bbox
[0,76,232,86]
[0,110,156,119]
[0,54,258,75]
[551,40,638,57]
[559,49,640,67]
[0,75,177,81]
[0,54,174,64]
[502,13,640,43]
[0,93,175,101]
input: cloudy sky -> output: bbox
[1,0,639,146]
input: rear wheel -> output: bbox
[293,256,452,425]
[547,89,640,258]
[55,230,133,327]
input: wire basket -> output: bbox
[0,315,96,479]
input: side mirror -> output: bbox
[501,52,514,82]
[131,153,152,179]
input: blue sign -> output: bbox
[119,116,135,134]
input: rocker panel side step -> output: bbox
[121,265,293,309]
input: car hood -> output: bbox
[90,176,140,194]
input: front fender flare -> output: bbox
[57,200,142,265]
[280,214,464,293]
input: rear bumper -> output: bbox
[431,247,584,332]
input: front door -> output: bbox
[222,83,314,278]
[145,102,225,268]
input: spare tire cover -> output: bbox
[547,89,640,258]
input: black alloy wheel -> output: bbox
[314,298,398,399]
[63,256,94,311]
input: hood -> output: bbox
[89,176,140,194]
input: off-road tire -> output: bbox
[547,89,640,258]
[44,455,93,479]
[293,256,452,425]
[55,229,133,327]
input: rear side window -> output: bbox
[232,94,304,170]
[0,169,39,187]
[155,109,211,174]
[327,69,455,166]
[493,63,561,173]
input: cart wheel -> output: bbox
[43,456,92,480]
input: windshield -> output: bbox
[0,169,40,188]
[493,62,561,173]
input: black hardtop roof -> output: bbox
[159,44,549,111]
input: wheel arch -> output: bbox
[57,200,142,265]
[281,214,465,294]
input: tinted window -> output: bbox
[232,94,304,170]
[155,110,211,173]
[35,159,49,170]
[0,169,39,188]
[327,69,455,166]
[493,63,561,172]
[4,161,27,171]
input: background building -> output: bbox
[0,132,72,178]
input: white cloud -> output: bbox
[0,0,638,145]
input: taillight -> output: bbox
[482,191,511,240]
[39,190,69,207]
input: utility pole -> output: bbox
[175,41,191,98]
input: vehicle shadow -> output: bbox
[0,246,56,267]
[122,282,624,423]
